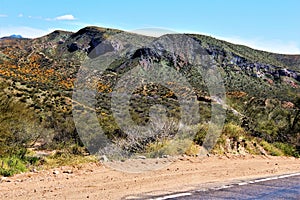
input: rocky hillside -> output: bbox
[0,26,299,159]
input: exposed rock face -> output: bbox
[0,26,299,155]
[67,42,80,52]
[203,45,300,86]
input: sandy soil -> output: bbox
[0,155,300,200]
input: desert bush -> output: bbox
[223,123,246,139]
[260,140,283,156]
[193,123,209,145]
[273,142,299,157]
[146,138,195,158]
[43,152,97,169]
[0,92,42,155]
[0,156,28,177]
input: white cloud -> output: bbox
[55,14,76,21]
[18,13,23,17]
[0,14,7,17]
[130,28,177,37]
[1,24,298,55]
[216,35,300,55]
[0,26,52,38]
[179,29,300,54]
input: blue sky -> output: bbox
[0,0,300,54]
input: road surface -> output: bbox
[149,173,300,200]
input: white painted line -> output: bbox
[253,177,278,183]
[212,185,233,190]
[238,172,300,186]
[149,172,300,200]
[196,188,208,192]
[221,185,233,189]
[151,192,192,200]
[278,172,300,179]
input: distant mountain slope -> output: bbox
[190,34,300,70]
[0,34,23,40]
[0,26,299,157]
[9,34,23,39]
[1,27,299,96]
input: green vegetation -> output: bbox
[145,138,199,158]
[41,151,97,169]
[0,27,300,176]
[0,156,28,177]
[0,81,90,176]
[189,34,300,71]
[273,142,299,157]
[260,140,283,156]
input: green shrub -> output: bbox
[193,124,209,146]
[146,139,195,158]
[260,141,283,156]
[0,156,28,177]
[44,152,97,168]
[274,142,299,157]
[223,123,246,139]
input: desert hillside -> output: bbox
[0,26,299,177]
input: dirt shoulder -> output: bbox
[1,155,300,200]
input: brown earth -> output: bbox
[1,155,300,200]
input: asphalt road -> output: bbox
[149,173,300,200]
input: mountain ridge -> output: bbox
[0,34,24,40]
[0,26,299,161]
